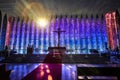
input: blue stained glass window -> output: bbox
[0,15,108,54]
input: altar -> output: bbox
[48,47,66,59]
[48,47,66,54]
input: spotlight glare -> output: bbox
[37,18,48,27]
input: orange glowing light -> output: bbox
[46,69,50,73]
[40,65,44,70]
[48,75,53,80]
[45,65,49,69]
[40,70,44,77]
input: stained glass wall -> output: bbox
[1,14,108,54]
[0,14,7,50]
[0,10,2,50]
[105,11,120,50]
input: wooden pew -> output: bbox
[0,64,11,80]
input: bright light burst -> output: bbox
[37,18,48,27]
[15,0,52,26]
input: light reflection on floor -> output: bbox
[4,63,119,80]
[62,64,76,80]
[6,63,40,80]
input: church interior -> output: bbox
[0,0,120,80]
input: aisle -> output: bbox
[22,53,62,80]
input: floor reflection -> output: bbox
[4,63,119,80]
[22,63,62,80]
[62,64,76,80]
[6,63,40,80]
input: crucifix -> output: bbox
[53,27,65,47]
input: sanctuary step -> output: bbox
[62,54,110,64]
[0,54,110,64]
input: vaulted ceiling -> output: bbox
[0,0,120,17]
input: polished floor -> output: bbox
[1,54,120,80]
[4,63,119,80]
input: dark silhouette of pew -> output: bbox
[89,49,99,54]
[0,64,11,80]
[77,67,120,80]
